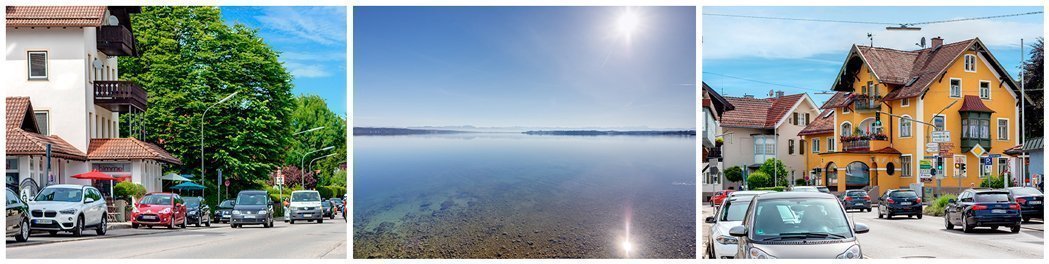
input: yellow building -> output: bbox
[800,37,1027,196]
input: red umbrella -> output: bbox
[72,170,117,181]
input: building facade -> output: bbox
[720,91,820,190]
[701,83,734,200]
[5,6,181,197]
[801,37,1026,196]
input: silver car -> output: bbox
[706,195,756,259]
[728,192,869,259]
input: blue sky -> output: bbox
[355,7,696,129]
[221,6,347,116]
[704,6,1043,106]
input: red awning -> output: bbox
[72,170,128,182]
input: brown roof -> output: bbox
[799,110,835,136]
[958,95,995,113]
[6,6,107,27]
[879,39,978,100]
[856,46,920,85]
[88,138,183,165]
[820,92,853,110]
[722,94,807,129]
[6,97,38,132]
[6,129,87,160]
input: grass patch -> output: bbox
[923,194,957,217]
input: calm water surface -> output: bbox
[353,133,695,258]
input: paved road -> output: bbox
[701,202,1043,259]
[7,218,346,259]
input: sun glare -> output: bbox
[616,8,640,42]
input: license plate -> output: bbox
[992,209,1007,214]
[244,215,255,219]
[303,214,312,217]
[142,215,157,220]
[1031,201,1042,205]
[33,219,53,224]
[900,202,912,205]
[854,202,864,205]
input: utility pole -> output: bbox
[1018,38,1026,188]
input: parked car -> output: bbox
[6,187,30,242]
[710,190,733,208]
[231,190,273,228]
[944,189,1021,233]
[1006,187,1043,222]
[705,195,756,259]
[329,198,345,214]
[877,189,922,219]
[289,190,324,224]
[28,184,108,237]
[727,192,868,259]
[213,199,235,223]
[322,200,335,219]
[183,196,211,227]
[132,192,187,229]
[790,186,818,192]
[730,190,774,198]
[840,190,872,212]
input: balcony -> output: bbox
[852,95,882,112]
[840,134,890,152]
[96,26,137,56]
[94,81,147,113]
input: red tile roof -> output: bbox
[6,6,107,27]
[5,97,86,160]
[958,95,995,113]
[88,138,183,165]
[722,94,807,129]
[6,97,38,132]
[799,110,835,136]
[879,39,978,101]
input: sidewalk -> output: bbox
[6,221,208,248]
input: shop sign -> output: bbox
[92,163,131,173]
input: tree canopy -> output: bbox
[1021,38,1043,139]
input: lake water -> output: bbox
[352,133,696,258]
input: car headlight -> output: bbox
[715,235,738,245]
[58,208,77,215]
[836,244,862,259]
[160,208,172,214]
[257,210,267,214]
[233,210,241,215]
[748,246,775,259]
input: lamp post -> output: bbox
[308,153,336,184]
[294,126,325,135]
[201,91,238,201]
[301,146,334,188]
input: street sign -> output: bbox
[970,144,986,157]
[919,159,932,169]
[224,180,230,187]
[931,131,951,143]
[939,143,954,157]
[925,143,939,153]
[276,176,284,186]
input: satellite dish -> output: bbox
[107,15,119,26]
[920,37,926,48]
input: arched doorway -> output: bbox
[825,162,839,192]
[846,161,870,189]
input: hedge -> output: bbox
[753,186,785,192]
[923,194,957,217]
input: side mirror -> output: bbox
[947,199,956,204]
[84,198,95,204]
[728,225,747,237]
[854,223,870,234]
[705,216,717,223]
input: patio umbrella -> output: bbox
[160,173,192,182]
[170,181,206,195]
[72,170,127,198]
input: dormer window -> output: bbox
[964,54,977,72]
[28,51,47,80]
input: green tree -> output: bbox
[1022,38,1043,139]
[285,94,347,186]
[724,166,743,183]
[980,175,1005,189]
[758,159,789,186]
[119,7,295,195]
[747,171,772,189]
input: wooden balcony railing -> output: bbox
[94,81,147,113]
[96,26,137,56]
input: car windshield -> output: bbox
[34,187,82,202]
[323,202,332,208]
[720,199,751,222]
[890,191,917,198]
[219,200,235,208]
[292,192,321,202]
[1011,187,1043,196]
[237,193,269,205]
[184,197,201,206]
[975,193,1011,203]
[846,191,866,197]
[140,194,173,205]
[750,198,853,241]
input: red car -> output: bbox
[132,192,187,229]
[710,190,733,208]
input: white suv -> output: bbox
[28,184,108,236]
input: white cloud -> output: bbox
[254,6,347,46]
[704,18,1042,60]
[284,62,330,78]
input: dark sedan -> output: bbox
[944,189,1021,233]
[1006,187,1043,222]
[878,189,922,219]
[322,200,335,219]
[212,199,235,223]
[840,189,872,212]
[6,188,30,242]
[184,196,211,227]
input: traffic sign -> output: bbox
[276,176,284,186]
[925,143,939,153]
[919,159,932,169]
[970,144,986,157]
[931,131,951,143]
[224,180,230,187]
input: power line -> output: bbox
[703,71,825,92]
[705,11,1042,28]
[907,11,1043,26]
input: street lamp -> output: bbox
[294,126,325,135]
[308,153,336,183]
[201,91,239,201]
[301,146,334,188]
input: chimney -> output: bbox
[931,36,943,49]
[776,91,785,97]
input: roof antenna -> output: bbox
[916,37,926,49]
[867,33,874,47]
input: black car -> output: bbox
[878,189,922,219]
[230,190,273,228]
[840,189,872,212]
[329,198,344,214]
[322,200,335,219]
[183,196,211,227]
[6,188,30,242]
[1006,187,1043,222]
[944,189,1021,233]
[213,199,235,223]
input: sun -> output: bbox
[616,8,641,43]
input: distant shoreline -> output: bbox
[354,127,695,136]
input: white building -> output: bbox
[719,91,820,189]
[5,6,180,197]
[701,83,734,200]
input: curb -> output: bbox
[8,226,178,248]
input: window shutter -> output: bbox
[28,51,47,79]
[804,113,810,125]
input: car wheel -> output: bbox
[888,213,894,219]
[917,214,923,220]
[877,208,883,218]
[1023,216,1031,223]
[991,226,999,230]
[196,217,201,227]
[169,218,176,229]
[1011,225,1021,233]
[962,216,974,233]
[944,214,954,230]
[132,223,139,229]
[181,217,187,228]
[205,218,211,227]
[96,215,107,235]
[290,220,295,224]
[15,218,30,242]
[72,216,84,237]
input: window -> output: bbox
[998,158,1009,176]
[997,118,1008,140]
[804,113,810,125]
[843,106,850,114]
[901,155,912,177]
[841,122,853,136]
[28,51,47,80]
[812,138,820,153]
[788,139,795,155]
[792,112,799,125]
[964,54,977,72]
[932,115,945,131]
[949,79,962,97]
[979,81,991,99]
[901,98,910,107]
[899,115,912,138]
[753,135,776,164]
[799,139,805,155]
[34,111,49,135]
[827,137,835,152]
